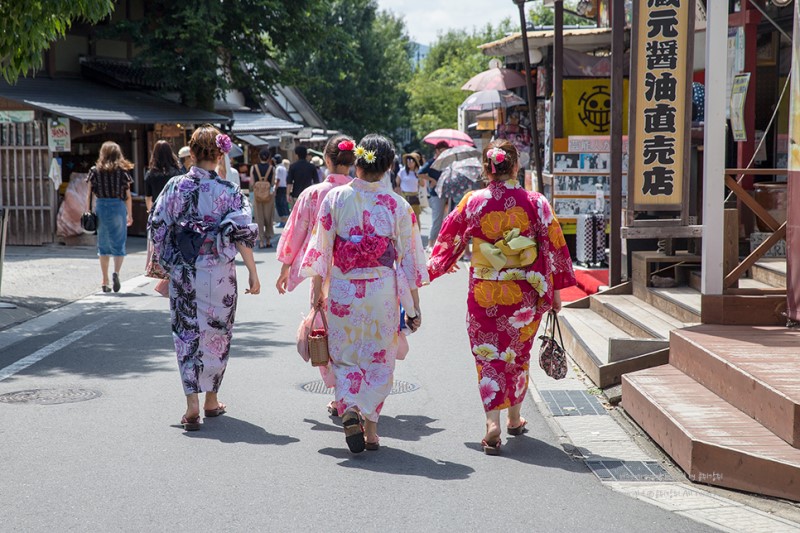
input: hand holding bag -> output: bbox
[296,306,328,365]
[538,310,568,380]
[307,306,330,367]
[81,194,97,234]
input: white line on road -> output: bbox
[0,319,108,382]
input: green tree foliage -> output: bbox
[528,1,595,28]
[0,0,114,83]
[407,22,512,141]
[284,0,413,140]
[108,1,323,110]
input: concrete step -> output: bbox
[590,293,696,340]
[751,259,787,289]
[623,364,800,502]
[559,308,669,388]
[633,283,702,324]
[670,325,800,448]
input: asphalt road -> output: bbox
[0,243,715,532]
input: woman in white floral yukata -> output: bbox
[301,134,428,453]
[276,134,355,416]
[428,140,576,455]
[149,125,260,431]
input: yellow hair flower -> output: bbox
[364,150,377,164]
[354,145,367,158]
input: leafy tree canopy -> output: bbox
[407,22,513,142]
[283,0,414,141]
[528,0,595,28]
[108,0,324,110]
[0,0,114,83]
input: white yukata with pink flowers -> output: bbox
[301,178,428,422]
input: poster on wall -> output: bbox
[628,0,694,214]
[561,79,630,136]
[48,117,71,152]
[730,73,751,142]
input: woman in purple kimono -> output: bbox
[149,125,260,431]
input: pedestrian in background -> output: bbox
[178,146,191,173]
[251,148,275,248]
[396,152,422,228]
[287,145,317,208]
[273,154,290,227]
[144,140,181,212]
[276,135,355,416]
[419,141,449,250]
[302,134,428,453]
[86,141,134,293]
[427,140,576,455]
[149,125,260,432]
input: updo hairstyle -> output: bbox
[189,124,223,164]
[355,134,396,176]
[482,139,519,181]
[324,134,356,167]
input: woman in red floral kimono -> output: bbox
[427,140,576,454]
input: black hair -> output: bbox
[259,148,270,161]
[295,145,308,159]
[355,134,396,176]
[272,154,282,164]
[324,134,356,167]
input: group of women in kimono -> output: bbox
[148,124,575,454]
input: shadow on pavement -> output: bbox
[304,414,445,442]
[318,447,475,480]
[182,415,299,445]
[463,434,589,473]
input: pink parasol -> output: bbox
[461,68,528,92]
[423,129,474,148]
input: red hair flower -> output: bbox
[338,140,355,152]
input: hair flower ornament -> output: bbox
[363,150,377,164]
[487,147,507,173]
[215,134,232,154]
[354,145,367,159]
[338,139,355,152]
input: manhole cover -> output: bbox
[301,380,419,395]
[0,388,102,405]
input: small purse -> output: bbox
[81,194,97,233]
[307,307,330,367]
[538,310,568,380]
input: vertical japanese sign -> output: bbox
[730,73,751,142]
[629,0,694,213]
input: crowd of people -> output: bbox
[87,124,575,455]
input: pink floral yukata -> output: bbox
[428,180,576,412]
[301,178,428,422]
[276,173,351,386]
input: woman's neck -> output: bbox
[328,165,350,175]
[359,174,383,183]
[197,161,217,171]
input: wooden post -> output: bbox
[553,0,564,139]
[701,0,728,296]
[724,208,739,287]
[609,0,624,287]
[515,0,544,194]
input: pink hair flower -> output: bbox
[487,147,507,173]
[215,134,232,154]
[338,140,355,152]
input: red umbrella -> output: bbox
[461,68,527,92]
[423,129,474,148]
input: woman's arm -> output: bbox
[145,196,153,212]
[235,243,261,295]
[311,275,324,309]
[126,190,133,227]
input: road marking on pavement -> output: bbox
[0,319,108,382]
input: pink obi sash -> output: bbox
[333,235,396,273]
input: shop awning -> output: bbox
[480,27,615,57]
[230,111,303,134]
[0,78,230,124]
[235,134,272,146]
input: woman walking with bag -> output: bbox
[427,140,576,454]
[86,141,134,293]
[276,135,355,416]
[144,140,181,295]
[395,153,422,228]
[149,125,260,431]
[302,134,428,453]
[250,149,275,248]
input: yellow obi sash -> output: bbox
[472,228,538,271]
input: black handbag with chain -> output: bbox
[538,310,568,380]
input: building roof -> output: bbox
[230,111,303,134]
[235,134,272,146]
[0,77,229,124]
[480,27,615,57]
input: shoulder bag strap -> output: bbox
[311,306,329,333]
[254,164,263,182]
[551,310,564,346]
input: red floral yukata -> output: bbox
[428,180,576,412]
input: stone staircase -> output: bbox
[622,259,800,500]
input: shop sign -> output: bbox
[629,0,694,213]
[730,73,751,142]
[48,117,71,152]
[562,79,629,137]
[0,110,35,123]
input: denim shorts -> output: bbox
[95,198,127,256]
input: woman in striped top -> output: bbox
[86,141,134,293]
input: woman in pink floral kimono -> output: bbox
[428,140,576,454]
[276,135,355,415]
[302,134,428,453]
